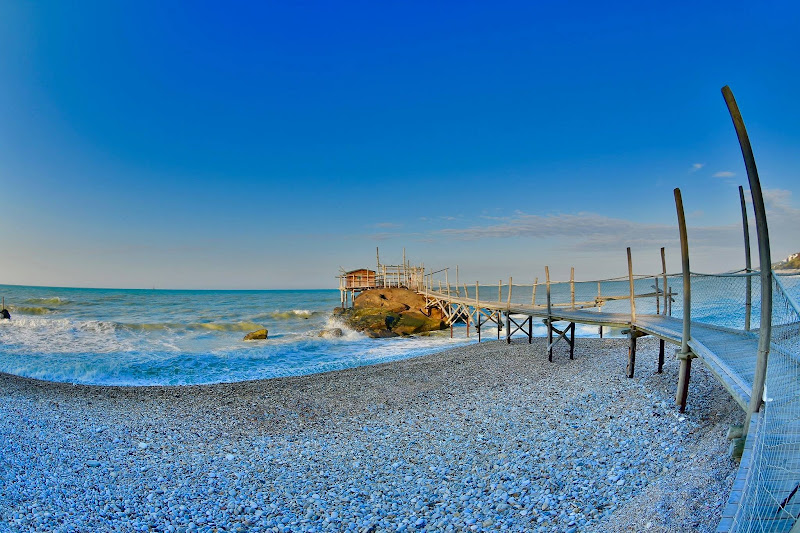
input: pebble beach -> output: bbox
[1,337,739,532]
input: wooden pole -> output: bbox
[658,339,665,374]
[456,266,460,297]
[546,266,553,362]
[476,282,481,342]
[402,248,406,287]
[465,301,470,338]
[532,277,538,306]
[498,280,502,303]
[445,269,450,296]
[722,85,772,425]
[653,275,659,314]
[739,185,753,331]
[506,277,512,344]
[627,331,637,378]
[661,247,667,316]
[674,187,692,412]
[570,267,575,309]
[627,247,636,322]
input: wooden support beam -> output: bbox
[658,339,665,373]
[570,267,575,309]
[627,328,637,378]
[723,86,772,427]
[661,247,667,316]
[627,247,636,322]
[546,266,553,362]
[568,322,575,360]
[506,311,511,344]
[532,277,538,306]
[655,275,660,315]
[528,316,533,344]
[675,187,693,412]
[739,185,753,331]
[475,282,481,343]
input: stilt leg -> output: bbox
[547,320,553,362]
[658,339,665,373]
[676,356,692,412]
[626,331,637,378]
[569,322,575,360]
[506,312,511,344]
[528,317,532,344]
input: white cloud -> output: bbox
[434,211,739,252]
[713,171,736,178]
[689,163,705,172]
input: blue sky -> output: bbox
[1,1,798,289]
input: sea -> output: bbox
[3,274,796,386]
[0,284,609,386]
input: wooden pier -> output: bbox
[337,87,799,532]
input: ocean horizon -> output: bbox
[0,282,628,387]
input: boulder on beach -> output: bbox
[318,328,344,338]
[336,288,447,337]
[243,328,268,341]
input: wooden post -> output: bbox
[723,85,772,426]
[456,265,460,297]
[532,277,538,306]
[546,266,553,362]
[528,316,532,344]
[674,187,692,412]
[658,339,665,373]
[465,302,470,338]
[506,277,512,344]
[627,247,636,322]
[655,276,660,315]
[739,185,753,331]
[569,323,575,360]
[445,269,450,296]
[661,247,667,316]
[498,280,502,303]
[627,330,637,378]
[402,248,406,287]
[476,282,481,342]
[570,267,575,309]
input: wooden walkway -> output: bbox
[422,285,800,532]
[422,288,759,410]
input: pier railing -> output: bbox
[729,271,800,532]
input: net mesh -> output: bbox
[424,269,800,531]
[731,271,800,532]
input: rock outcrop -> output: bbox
[336,288,446,338]
[243,328,268,340]
[318,328,344,338]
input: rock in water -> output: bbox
[243,329,268,341]
[336,288,447,337]
[0,309,9,320]
[318,328,344,338]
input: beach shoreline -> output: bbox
[1,337,739,532]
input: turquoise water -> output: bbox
[6,274,791,386]
[0,285,476,386]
